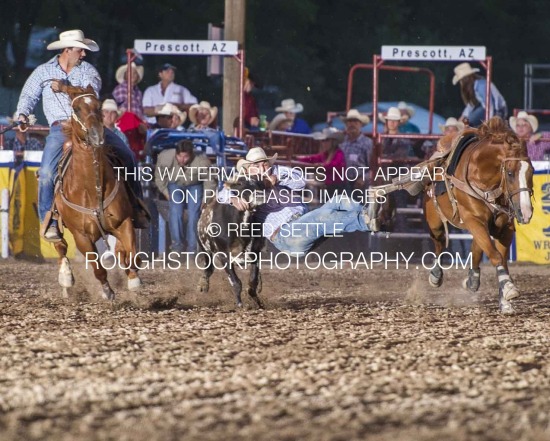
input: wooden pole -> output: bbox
[223,0,246,135]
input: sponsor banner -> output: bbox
[516,171,550,264]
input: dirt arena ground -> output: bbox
[0,258,549,441]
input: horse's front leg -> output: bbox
[54,239,73,298]
[464,218,515,314]
[493,223,519,313]
[425,195,445,287]
[246,252,264,309]
[462,239,483,292]
[112,218,141,291]
[73,230,114,300]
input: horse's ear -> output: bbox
[85,84,95,95]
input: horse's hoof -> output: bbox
[101,284,115,301]
[58,257,74,288]
[59,273,75,288]
[428,273,443,287]
[502,281,519,301]
[128,277,142,291]
[500,299,515,315]
[198,278,209,293]
[62,287,69,299]
[236,302,243,308]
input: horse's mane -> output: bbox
[477,116,525,155]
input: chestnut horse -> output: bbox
[424,117,533,314]
[52,84,141,299]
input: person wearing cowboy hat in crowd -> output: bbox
[268,113,293,132]
[339,109,373,193]
[397,101,420,134]
[453,62,507,127]
[275,98,311,134]
[15,29,147,241]
[142,63,198,125]
[510,111,550,161]
[155,140,216,254]
[150,103,181,129]
[112,62,145,120]
[170,106,187,131]
[188,101,218,130]
[217,146,381,256]
[295,127,346,198]
[101,99,129,148]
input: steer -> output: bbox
[197,176,267,308]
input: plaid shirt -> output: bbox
[113,82,144,119]
[16,56,101,126]
[527,133,550,161]
[340,133,373,174]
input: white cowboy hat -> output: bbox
[509,111,538,133]
[46,29,99,52]
[452,62,480,85]
[438,117,465,133]
[312,127,344,142]
[342,109,370,125]
[154,103,187,123]
[115,62,144,84]
[189,101,218,125]
[275,98,304,113]
[240,147,278,169]
[268,113,292,131]
[397,101,415,118]
[102,99,120,115]
[379,107,402,123]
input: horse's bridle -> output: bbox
[499,157,533,211]
[70,93,100,135]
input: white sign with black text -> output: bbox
[134,40,239,56]
[381,46,487,61]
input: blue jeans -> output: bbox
[467,106,485,127]
[38,126,140,223]
[168,183,203,252]
[272,198,370,255]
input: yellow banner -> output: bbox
[516,173,550,264]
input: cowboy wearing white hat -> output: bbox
[342,109,370,125]
[189,101,218,130]
[509,111,538,134]
[378,107,402,123]
[14,29,147,240]
[340,108,373,192]
[113,62,145,119]
[438,117,465,134]
[46,29,99,52]
[152,103,186,129]
[101,99,130,149]
[453,62,507,127]
[239,147,278,169]
[274,98,311,134]
[396,102,421,134]
[268,113,292,131]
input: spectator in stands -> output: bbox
[453,62,507,127]
[112,62,144,120]
[151,103,180,129]
[379,107,416,159]
[117,110,148,162]
[188,101,218,130]
[268,113,292,131]
[101,99,129,148]
[155,140,216,254]
[439,117,464,140]
[243,67,260,130]
[295,127,346,197]
[510,111,550,161]
[142,63,198,125]
[397,101,420,133]
[379,106,418,231]
[170,107,187,131]
[275,98,311,134]
[339,109,373,192]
